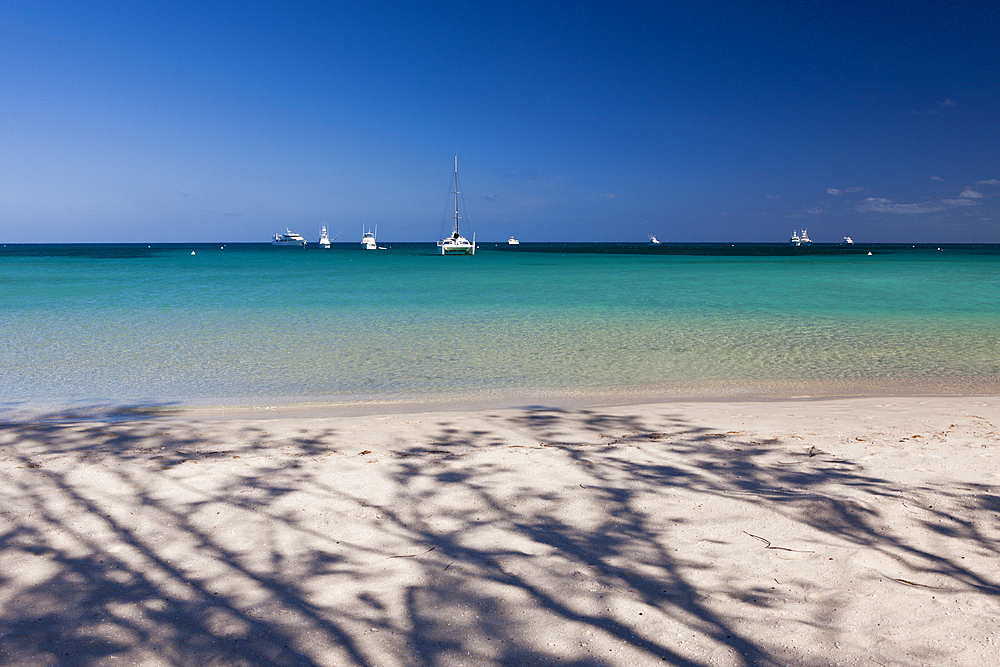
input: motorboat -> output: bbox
[272,229,307,246]
[507,236,520,245]
[437,156,475,255]
[842,236,854,245]
[362,225,377,250]
[319,226,331,248]
[789,229,812,246]
[648,234,660,245]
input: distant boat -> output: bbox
[437,156,475,255]
[319,225,331,248]
[648,234,660,245]
[362,225,378,250]
[842,236,854,245]
[507,236,520,245]
[272,229,307,246]
[789,229,811,246]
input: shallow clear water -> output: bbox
[2,242,999,415]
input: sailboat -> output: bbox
[437,156,475,255]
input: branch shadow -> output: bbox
[1,404,997,666]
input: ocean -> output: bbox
[2,242,999,418]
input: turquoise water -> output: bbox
[2,243,999,416]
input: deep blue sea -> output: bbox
[2,242,999,418]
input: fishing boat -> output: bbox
[272,229,307,246]
[842,236,854,245]
[507,236,520,245]
[362,225,377,250]
[789,229,812,246]
[437,156,475,255]
[648,234,660,245]
[319,226,331,248]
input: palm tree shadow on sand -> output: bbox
[1,404,997,666]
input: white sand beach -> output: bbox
[2,396,999,666]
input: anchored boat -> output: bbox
[437,156,475,255]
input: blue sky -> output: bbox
[2,1,998,243]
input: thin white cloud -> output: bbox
[858,197,945,214]
[827,188,842,195]
[930,176,944,181]
[858,185,989,214]
[976,178,1000,185]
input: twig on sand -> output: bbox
[743,531,815,553]
[889,577,946,590]
[389,546,437,559]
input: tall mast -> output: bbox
[453,155,460,235]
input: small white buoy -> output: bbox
[867,251,872,256]
[191,251,196,255]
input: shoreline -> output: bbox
[6,375,1000,423]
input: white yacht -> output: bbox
[789,229,812,246]
[648,234,660,245]
[319,226,331,248]
[272,229,307,246]
[362,226,377,250]
[842,236,854,245]
[507,236,520,245]
[437,156,475,255]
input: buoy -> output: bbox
[191,251,196,255]
[867,251,872,256]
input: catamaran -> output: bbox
[437,156,475,255]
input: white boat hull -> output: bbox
[439,237,475,255]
